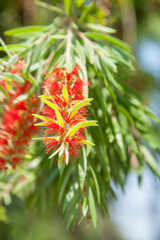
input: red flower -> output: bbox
[33,65,97,168]
[0,62,39,170]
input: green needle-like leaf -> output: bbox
[69,98,93,119]
[66,121,97,138]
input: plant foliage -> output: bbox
[0,0,160,229]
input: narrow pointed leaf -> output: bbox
[0,84,9,99]
[0,72,24,83]
[41,98,64,128]
[79,139,95,146]
[49,145,62,159]
[58,154,63,169]
[78,2,94,24]
[88,187,97,228]
[32,114,59,125]
[64,0,71,16]
[32,136,59,141]
[35,0,63,14]
[89,166,100,204]
[65,148,69,165]
[69,98,93,119]
[5,26,45,36]
[39,95,52,99]
[63,85,68,103]
[86,23,116,33]
[66,121,97,138]
[82,146,87,172]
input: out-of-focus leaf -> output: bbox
[86,23,116,33]
[0,84,9,99]
[64,0,71,16]
[66,192,81,230]
[5,26,45,36]
[78,2,94,24]
[0,72,24,83]
[0,205,9,223]
[0,44,27,53]
[35,0,63,14]
[59,166,73,203]
[88,186,97,228]
[82,197,88,217]
[78,162,86,190]
[23,72,38,86]
[85,32,131,52]
[7,54,18,67]
[0,37,11,57]
[141,146,160,177]
[89,166,100,204]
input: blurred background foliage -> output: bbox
[0,0,160,239]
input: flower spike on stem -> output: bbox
[33,65,97,168]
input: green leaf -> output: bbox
[32,136,58,141]
[0,205,9,224]
[0,44,27,53]
[36,60,43,84]
[78,2,94,25]
[63,183,79,213]
[141,146,160,177]
[49,145,62,159]
[85,32,131,52]
[32,114,59,124]
[69,98,93,119]
[66,192,81,230]
[5,26,45,37]
[118,106,134,125]
[78,163,86,190]
[0,84,9,99]
[89,166,100,204]
[7,54,18,66]
[0,37,11,57]
[0,72,24,83]
[82,197,88,217]
[74,40,86,65]
[41,98,64,128]
[86,23,116,34]
[76,0,84,7]
[39,168,59,194]
[59,166,73,203]
[78,147,87,190]
[82,146,87,172]
[63,85,68,103]
[35,0,63,14]
[58,154,63,169]
[13,94,28,104]
[64,0,71,16]
[66,120,97,138]
[88,187,97,228]
[23,72,38,86]
[80,139,95,146]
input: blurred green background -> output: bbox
[0,0,160,239]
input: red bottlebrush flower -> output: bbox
[0,61,39,170]
[33,65,97,168]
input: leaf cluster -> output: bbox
[0,0,160,229]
